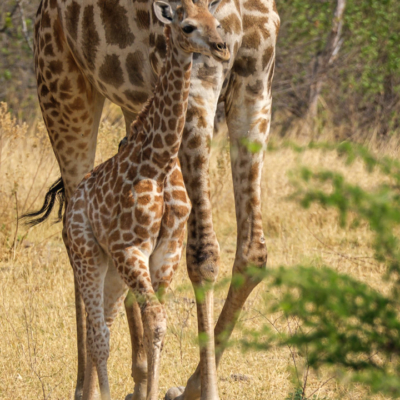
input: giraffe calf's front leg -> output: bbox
[141,298,167,400]
[111,247,169,400]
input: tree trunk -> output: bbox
[307,0,347,123]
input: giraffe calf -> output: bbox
[64,2,229,400]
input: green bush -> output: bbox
[243,142,400,397]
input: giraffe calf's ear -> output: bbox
[209,0,222,14]
[154,1,174,24]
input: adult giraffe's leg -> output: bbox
[167,67,224,400]
[214,41,277,368]
[34,7,105,394]
[68,87,104,399]
[58,85,104,399]
[167,74,273,399]
[46,84,104,398]
[167,19,279,400]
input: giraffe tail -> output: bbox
[21,177,65,227]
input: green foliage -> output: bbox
[275,0,400,132]
[270,265,400,396]
[240,138,263,154]
[343,1,400,96]
[285,387,323,400]
[285,388,305,400]
[0,0,39,119]
[3,69,12,80]
[288,141,400,285]
[242,142,400,397]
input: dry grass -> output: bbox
[0,101,396,400]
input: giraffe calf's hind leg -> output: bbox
[67,210,113,400]
[124,292,148,400]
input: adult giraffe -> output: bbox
[31,0,279,399]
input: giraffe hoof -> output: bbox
[125,385,147,400]
[125,394,144,400]
[164,386,185,400]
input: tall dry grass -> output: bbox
[0,101,396,399]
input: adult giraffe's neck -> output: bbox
[129,26,192,180]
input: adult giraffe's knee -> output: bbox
[240,237,268,271]
[186,216,221,285]
[232,190,268,277]
[180,127,222,286]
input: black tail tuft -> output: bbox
[21,177,66,227]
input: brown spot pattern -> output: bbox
[65,1,80,41]
[136,10,150,30]
[97,0,135,49]
[99,55,124,88]
[126,51,145,86]
[82,5,100,71]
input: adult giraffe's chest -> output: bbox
[57,0,244,113]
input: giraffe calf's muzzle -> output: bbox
[210,41,230,62]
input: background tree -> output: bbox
[273,0,400,137]
[1,0,399,137]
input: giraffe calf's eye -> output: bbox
[182,25,196,34]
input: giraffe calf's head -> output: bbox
[153,0,230,62]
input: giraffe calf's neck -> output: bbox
[123,26,192,181]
